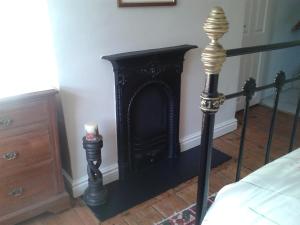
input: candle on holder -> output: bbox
[82,122,107,206]
[84,123,99,141]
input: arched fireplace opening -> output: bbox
[128,81,175,171]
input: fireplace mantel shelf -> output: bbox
[102,45,197,62]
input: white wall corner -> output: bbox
[63,163,119,198]
[180,118,237,152]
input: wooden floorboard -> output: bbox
[18,105,300,225]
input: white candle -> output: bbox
[84,123,98,141]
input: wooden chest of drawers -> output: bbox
[0,90,70,225]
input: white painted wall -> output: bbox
[47,0,246,196]
[263,0,300,91]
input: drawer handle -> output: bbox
[0,117,13,128]
[3,151,18,160]
[8,187,24,197]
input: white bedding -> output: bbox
[202,148,300,225]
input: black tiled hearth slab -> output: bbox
[87,146,231,221]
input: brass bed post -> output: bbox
[195,7,229,224]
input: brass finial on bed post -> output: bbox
[201,6,229,75]
[199,6,228,112]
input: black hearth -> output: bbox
[103,45,197,179]
[87,147,231,220]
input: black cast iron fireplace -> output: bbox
[103,45,196,179]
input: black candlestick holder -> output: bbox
[82,135,108,206]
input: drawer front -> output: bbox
[0,100,48,132]
[0,161,57,216]
[0,126,52,176]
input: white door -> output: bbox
[236,0,274,111]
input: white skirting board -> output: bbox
[179,118,237,152]
[63,164,119,198]
[63,118,237,198]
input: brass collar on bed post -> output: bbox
[200,6,228,113]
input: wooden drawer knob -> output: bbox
[2,151,18,160]
[0,117,13,129]
[8,187,24,197]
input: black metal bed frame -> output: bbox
[195,7,300,224]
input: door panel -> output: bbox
[237,0,273,111]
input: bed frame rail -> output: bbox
[226,40,300,57]
[233,73,300,181]
[196,7,300,224]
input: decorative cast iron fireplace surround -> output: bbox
[103,45,196,179]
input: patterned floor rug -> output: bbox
[156,195,216,225]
